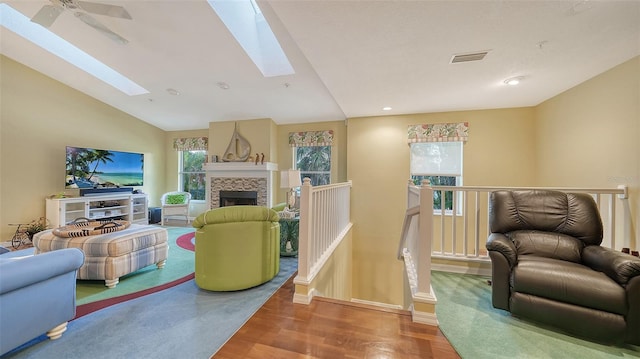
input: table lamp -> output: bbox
[280,169,302,210]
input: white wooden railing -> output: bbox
[398,181,629,322]
[293,179,352,303]
[397,181,438,325]
[427,184,628,260]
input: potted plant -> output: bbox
[26,217,50,239]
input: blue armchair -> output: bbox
[0,247,84,355]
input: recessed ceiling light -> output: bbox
[217,82,230,90]
[504,76,524,86]
[166,88,180,96]
[382,106,392,111]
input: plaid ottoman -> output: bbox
[33,224,168,288]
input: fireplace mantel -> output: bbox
[204,162,278,209]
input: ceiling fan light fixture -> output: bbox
[0,3,148,96]
[31,0,132,44]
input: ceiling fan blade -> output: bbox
[31,5,64,28]
[76,1,132,20]
[74,12,129,44]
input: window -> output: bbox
[410,142,463,212]
[294,146,331,186]
[179,150,206,201]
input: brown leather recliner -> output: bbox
[486,190,640,345]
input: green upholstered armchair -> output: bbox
[192,206,280,291]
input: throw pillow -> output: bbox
[166,194,186,204]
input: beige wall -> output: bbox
[207,118,279,208]
[300,229,353,301]
[346,108,536,305]
[208,118,275,163]
[0,56,167,240]
[535,56,640,249]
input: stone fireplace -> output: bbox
[203,162,278,209]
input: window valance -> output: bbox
[288,130,334,147]
[407,122,468,143]
[173,137,208,151]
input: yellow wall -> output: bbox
[0,56,166,240]
[207,118,282,208]
[208,118,275,163]
[346,108,536,305]
[535,56,640,249]
[305,229,353,301]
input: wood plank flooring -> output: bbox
[213,275,460,359]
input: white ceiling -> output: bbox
[2,0,639,131]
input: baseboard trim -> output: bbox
[350,298,404,311]
[432,263,492,277]
[411,309,439,326]
[293,288,315,305]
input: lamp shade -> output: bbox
[280,169,302,189]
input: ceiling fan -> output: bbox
[31,0,132,44]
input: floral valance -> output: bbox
[407,122,468,143]
[289,130,334,147]
[173,137,208,151]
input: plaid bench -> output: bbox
[33,224,168,288]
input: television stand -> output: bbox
[46,193,148,228]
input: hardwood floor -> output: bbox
[213,275,460,359]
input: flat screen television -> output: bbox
[65,146,144,189]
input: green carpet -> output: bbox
[75,226,195,306]
[431,271,640,358]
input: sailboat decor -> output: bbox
[222,123,251,162]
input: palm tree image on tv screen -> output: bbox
[66,146,144,189]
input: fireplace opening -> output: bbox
[219,190,258,207]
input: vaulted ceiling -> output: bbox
[2,1,639,131]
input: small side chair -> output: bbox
[160,191,191,225]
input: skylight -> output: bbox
[0,3,148,96]
[207,0,294,77]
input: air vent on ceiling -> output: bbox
[450,51,489,64]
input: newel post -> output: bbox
[297,177,313,280]
[418,179,433,294]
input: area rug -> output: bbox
[4,256,299,359]
[74,227,195,318]
[431,271,640,359]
